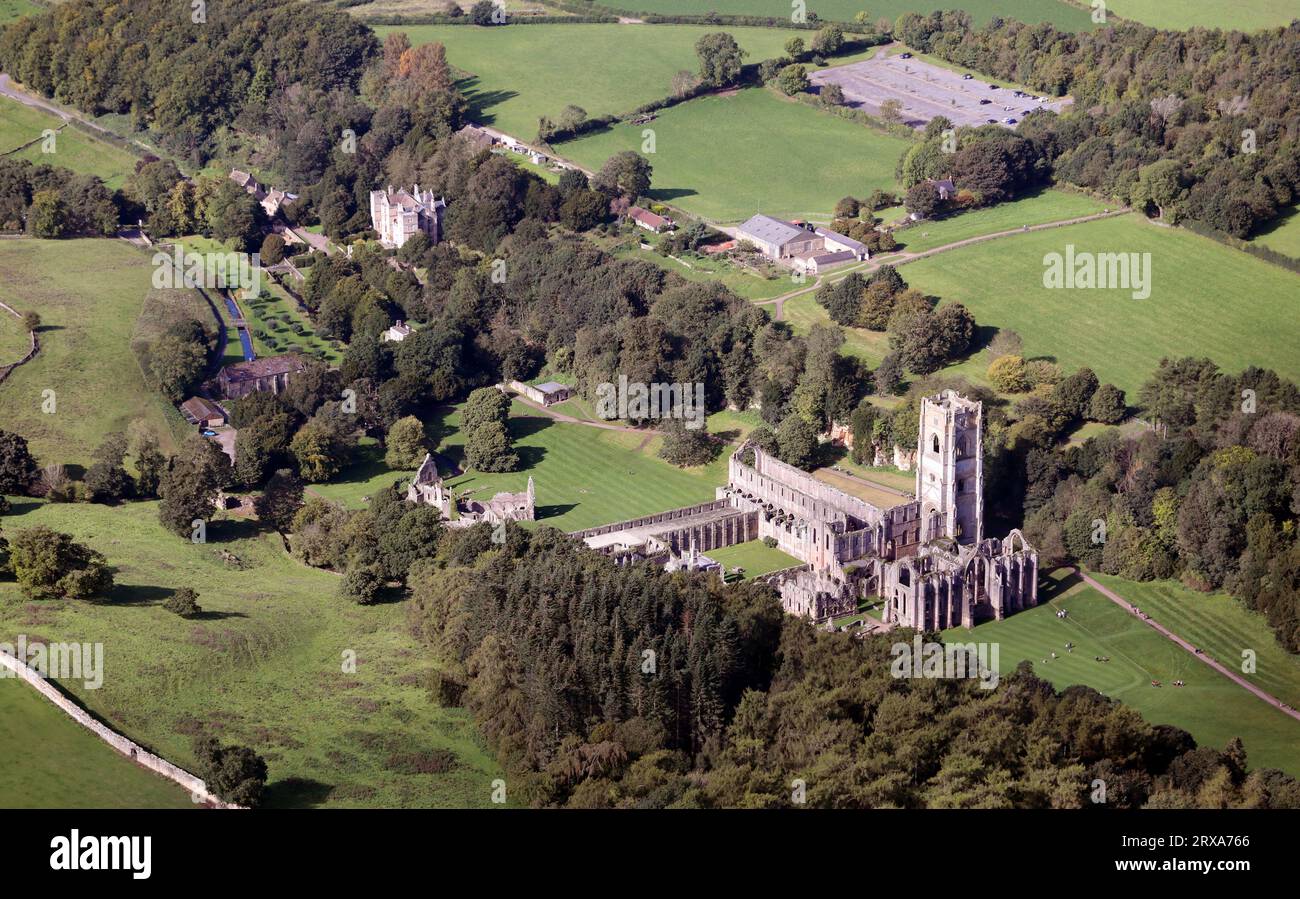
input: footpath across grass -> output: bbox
[945,569,1300,776]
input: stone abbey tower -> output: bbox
[571,390,1038,629]
[915,391,984,546]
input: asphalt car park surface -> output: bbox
[809,53,1072,130]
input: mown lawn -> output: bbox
[310,400,731,531]
[0,679,194,809]
[0,499,506,808]
[1106,0,1300,30]
[1249,204,1300,260]
[708,540,801,578]
[0,305,29,361]
[0,97,140,189]
[560,87,911,222]
[0,239,190,467]
[901,214,1300,396]
[944,569,1300,776]
[380,23,802,140]
[894,190,1110,254]
[598,0,1095,29]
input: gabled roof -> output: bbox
[628,206,672,229]
[534,381,569,394]
[219,354,306,383]
[180,396,226,423]
[737,214,805,247]
[814,226,867,254]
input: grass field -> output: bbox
[813,466,908,508]
[0,239,193,467]
[241,279,343,364]
[0,306,29,361]
[707,540,801,577]
[0,499,506,808]
[0,0,41,25]
[561,87,911,222]
[0,98,140,189]
[894,190,1110,254]
[379,23,804,140]
[598,1,1095,29]
[945,569,1300,775]
[1249,205,1300,260]
[0,679,195,808]
[901,214,1300,396]
[310,400,731,531]
[1107,0,1300,30]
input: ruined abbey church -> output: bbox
[574,391,1039,630]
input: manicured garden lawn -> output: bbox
[945,569,1300,776]
[312,400,731,531]
[0,499,506,808]
[1107,0,1300,30]
[597,0,1095,29]
[894,190,1110,254]
[1249,204,1300,260]
[901,214,1300,396]
[0,239,191,467]
[241,278,343,364]
[0,97,140,189]
[1088,573,1300,710]
[380,23,803,140]
[708,540,801,578]
[560,87,911,222]
[781,290,888,363]
[0,679,194,809]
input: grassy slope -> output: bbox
[0,239,188,467]
[901,214,1300,396]
[0,499,505,808]
[0,306,28,360]
[0,678,195,808]
[894,189,1110,254]
[598,1,1095,29]
[0,98,140,189]
[1107,0,1300,30]
[945,569,1300,775]
[561,87,911,222]
[310,400,731,531]
[380,23,802,139]
[1249,204,1300,259]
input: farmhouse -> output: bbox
[179,396,227,428]
[229,169,297,218]
[369,185,446,249]
[381,320,413,342]
[573,390,1038,627]
[216,354,306,400]
[406,453,537,527]
[509,379,572,406]
[735,214,869,270]
[627,206,675,233]
[457,124,496,152]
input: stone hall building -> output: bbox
[369,185,446,248]
[573,390,1038,630]
[406,453,535,528]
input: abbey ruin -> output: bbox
[575,390,1039,629]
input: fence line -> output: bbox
[0,649,243,809]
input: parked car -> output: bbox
[900,52,912,59]
[201,429,218,438]
[986,118,998,124]
[979,98,992,104]
[1004,118,1017,124]
[962,73,973,80]
[989,84,1000,89]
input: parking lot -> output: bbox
[808,52,1071,131]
